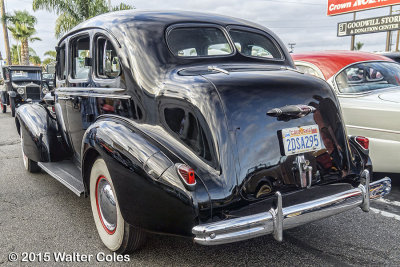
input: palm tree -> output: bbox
[11,45,41,65]
[7,10,41,65]
[10,44,20,65]
[0,0,11,65]
[28,47,41,65]
[42,50,56,67]
[354,41,364,51]
[32,0,134,38]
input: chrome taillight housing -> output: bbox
[176,163,196,188]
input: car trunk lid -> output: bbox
[201,68,356,201]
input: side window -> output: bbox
[164,107,212,162]
[57,44,66,80]
[335,62,400,94]
[71,36,90,80]
[229,29,282,59]
[96,37,120,78]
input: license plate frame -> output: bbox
[281,125,322,156]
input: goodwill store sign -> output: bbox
[337,14,400,36]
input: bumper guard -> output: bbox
[192,170,391,245]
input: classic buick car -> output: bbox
[1,65,48,117]
[16,11,391,253]
[293,51,400,173]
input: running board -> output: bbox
[38,161,84,196]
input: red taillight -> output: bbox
[177,164,196,185]
[356,136,369,150]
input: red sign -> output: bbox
[327,0,400,16]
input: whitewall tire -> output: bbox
[20,133,40,173]
[89,158,146,253]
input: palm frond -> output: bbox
[112,3,135,12]
[55,13,79,38]
[44,50,57,58]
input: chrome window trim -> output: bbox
[94,35,122,80]
[68,32,92,83]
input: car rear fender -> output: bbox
[16,104,67,162]
[81,116,210,236]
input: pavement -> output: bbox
[0,109,399,266]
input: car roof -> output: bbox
[292,50,393,80]
[61,10,268,42]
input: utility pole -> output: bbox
[350,12,356,51]
[288,43,296,53]
[386,6,393,51]
[0,0,11,65]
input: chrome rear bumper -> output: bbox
[192,170,391,245]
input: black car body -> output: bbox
[16,11,391,253]
[1,65,46,117]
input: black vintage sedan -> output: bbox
[16,10,391,253]
[1,65,47,117]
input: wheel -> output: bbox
[90,158,146,253]
[10,96,15,117]
[20,133,41,173]
[1,101,5,113]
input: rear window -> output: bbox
[167,27,232,57]
[229,29,282,59]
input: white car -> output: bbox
[293,51,400,173]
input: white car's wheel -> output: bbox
[90,158,146,253]
[20,134,41,173]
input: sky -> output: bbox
[0,0,398,61]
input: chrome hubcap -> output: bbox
[96,176,117,233]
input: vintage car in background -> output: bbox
[16,11,391,253]
[378,52,400,63]
[293,51,400,174]
[1,65,49,117]
[42,72,55,90]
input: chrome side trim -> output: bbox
[346,124,400,135]
[192,172,391,245]
[57,87,126,94]
[56,87,130,99]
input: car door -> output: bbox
[64,32,93,162]
[65,31,134,162]
[54,42,74,153]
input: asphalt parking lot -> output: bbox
[0,110,399,266]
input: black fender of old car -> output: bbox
[80,115,211,236]
[15,104,70,162]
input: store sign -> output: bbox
[328,0,400,16]
[337,14,400,36]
